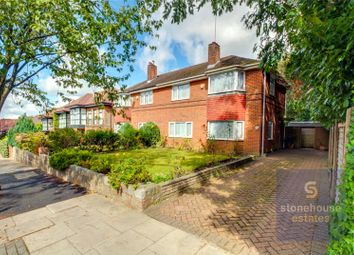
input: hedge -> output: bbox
[0,137,9,158]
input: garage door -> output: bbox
[301,128,315,148]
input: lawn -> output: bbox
[101,148,235,183]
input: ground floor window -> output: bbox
[114,123,126,133]
[169,122,192,138]
[208,121,244,140]
[58,114,67,128]
[138,122,146,129]
[267,121,273,140]
[42,118,53,131]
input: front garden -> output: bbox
[9,116,235,190]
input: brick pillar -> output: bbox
[208,42,220,65]
[147,62,157,81]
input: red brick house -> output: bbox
[121,42,287,155]
[42,42,287,155]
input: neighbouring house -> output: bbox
[0,119,17,136]
[41,41,287,155]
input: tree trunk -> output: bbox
[0,86,11,114]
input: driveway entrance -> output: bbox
[146,149,330,255]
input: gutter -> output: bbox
[261,71,266,156]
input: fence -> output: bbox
[328,107,353,201]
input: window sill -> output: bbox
[169,136,192,139]
[208,138,244,141]
[171,98,190,102]
[208,90,246,96]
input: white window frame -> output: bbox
[87,110,93,126]
[116,94,132,107]
[207,121,245,141]
[98,109,103,125]
[267,121,274,140]
[140,90,153,105]
[70,108,81,126]
[172,83,190,101]
[208,70,245,95]
[58,114,67,129]
[168,121,193,138]
[269,74,276,96]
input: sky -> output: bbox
[0,4,258,119]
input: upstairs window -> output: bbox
[169,122,192,138]
[269,74,275,96]
[116,94,132,107]
[140,90,153,105]
[208,121,244,140]
[172,84,190,101]
[209,70,245,94]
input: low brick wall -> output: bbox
[120,156,253,210]
[12,147,117,198]
[11,147,252,210]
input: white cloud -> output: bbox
[138,3,258,75]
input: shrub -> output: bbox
[8,115,38,147]
[139,122,161,147]
[0,137,9,158]
[49,148,93,171]
[15,132,48,154]
[108,158,151,189]
[80,155,114,174]
[118,123,139,149]
[48,128,81,153]
[83,130,119,152]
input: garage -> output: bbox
[285,121,329,150]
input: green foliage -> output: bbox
[138,122,161,147]
[8,116,39,147]
[108,159,152,189]
[118,123,140,149]
[153,0,354,126]
[49,148,93,171]
[83,130,119,152]
[0,1,162,113]
[328,117,354,254]
[48,128,81,153]
[0,136,9,158]
[15,132,48,154]
[80,155,114,174]
[52,113,59,130]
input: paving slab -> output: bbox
[31,239,80,255]
[5,218,53,241]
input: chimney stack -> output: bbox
[208,42,220,65]
[147,61,157,81]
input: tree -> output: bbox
[0,0,161,113]
[7,115,38,147]
[150,0,353,126]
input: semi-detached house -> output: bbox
[42,42,287,155]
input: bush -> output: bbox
[15,132,48,154]
[83,130,119,152]
[49,148,93,171]
[48,128,81,153]
[80,155,114,174]
[118,123,139,149]
[0,137,9,158]
[139,122,161,147]
[108,159,151,189]
[8,115,38,147]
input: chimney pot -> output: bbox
[147,61,157,81]
[208,42,220,65]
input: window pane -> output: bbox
[186,122,192,137]
[267,121,273,139]
[180,84,190,99]
[175,122,186,137]
[209,122,233,139]
[172,86,178,100]
[235,122,244,139]
[169,123,175,136]
[237,72,245,90]
[209,71,237,94]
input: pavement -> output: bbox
[0,159,86,220]
[0,159,230,255]
[146,149,331,255]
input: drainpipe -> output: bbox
[261,71,266,156]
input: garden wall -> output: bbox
[12,147,117,198]
[11,147,252,210]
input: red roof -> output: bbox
[0,119,17,132]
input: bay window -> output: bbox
[98,109,103,125]
[208,121,244,140]
[172,84,190,101]
[169,122,192,138]
[87,110,93,126]
[70,108,86,126]
[140,90,153,105]
[58,114,67,128]
[209,70,245,94]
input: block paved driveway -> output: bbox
[146,149,331,255]
[0,159,86,220]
